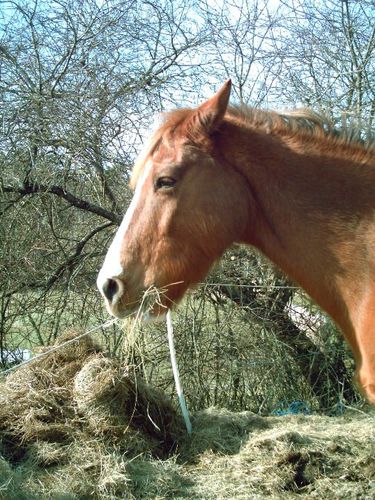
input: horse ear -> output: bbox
[191,80,232,136]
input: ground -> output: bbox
[0,331,374,499]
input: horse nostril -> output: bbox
[102,278,120,303]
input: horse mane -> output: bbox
[227,105,374,160]
[131,104,375,189]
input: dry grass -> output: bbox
[180,409,375,499]
[0,330,374,499]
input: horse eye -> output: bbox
[155,176,176,190]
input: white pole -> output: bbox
[166,310,192,435]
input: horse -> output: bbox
[97,80,375,404]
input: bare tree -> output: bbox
[200,0,283,105]
[272,0,375,134]
[0,0,206,351]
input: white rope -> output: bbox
[166,309,192,435]
[0,318,117,377]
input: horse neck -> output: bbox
[214,120,374,313]
[216,123,308,260]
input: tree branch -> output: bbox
[2,183,122,224]
[44,221,114,291]
[2,221,114,298]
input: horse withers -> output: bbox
[97,81,375,404]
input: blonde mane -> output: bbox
[131,104,374,189]
[227,105,374,161]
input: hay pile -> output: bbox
[0,330,374,499]
[0,330,182,498]
[183,408,375,499]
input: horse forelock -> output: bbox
[131,108,195,190]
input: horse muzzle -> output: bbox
[98,275,170,320]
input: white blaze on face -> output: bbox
[96,161,153,297]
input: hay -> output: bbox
[73,353,181,455]
[179,410,375,499]
[0,329,182,498]
[0,329,374,499]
